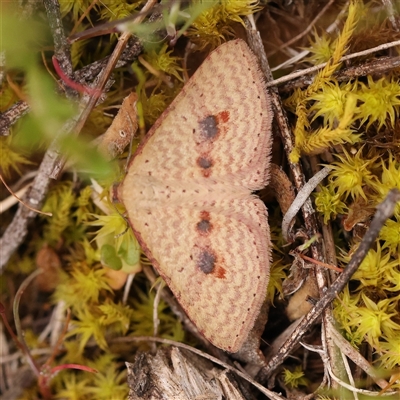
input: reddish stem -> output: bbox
[51,363,98,374]
[0,302,26,354]
[52,56,102,96]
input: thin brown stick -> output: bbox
[279,55,400,94]
[43,0,74,90]
[0,101,30,136]
[266,39,400,88]
[298,253,343,273]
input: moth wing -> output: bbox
[119,39,273,352]
[129,39,272,191]
[122,197,270,353]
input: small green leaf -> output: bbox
[117,234,140,266]
[101,244,122,271]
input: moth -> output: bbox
[118,39,272,352]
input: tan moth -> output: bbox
[118,39,272,352]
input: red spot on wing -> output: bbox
[218,110,230,123]
[200,211,210,220]
[213,265,226,279]
[202,168,212,178]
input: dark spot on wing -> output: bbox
[196,211,212,234]
[197,219,211,233]
[197,156,213,169]
[197,249,216,274]
[199,115,218,140]
[196,154,213,177]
